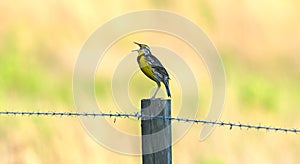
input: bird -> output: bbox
[132,42,171,99]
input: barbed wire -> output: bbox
[0,111,299,134]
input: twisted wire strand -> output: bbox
[0,111,299,133]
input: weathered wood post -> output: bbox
[141,99,172,164]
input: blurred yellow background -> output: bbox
[1,0,300,163]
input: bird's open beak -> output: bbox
[132,42,141,52]
[133,42,142,47]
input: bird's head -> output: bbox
[132,42,151,55]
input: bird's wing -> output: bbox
[145,54,164,68]
[145,55,170,81]
[152,66,169,80]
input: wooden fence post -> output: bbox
[141,99,172,164]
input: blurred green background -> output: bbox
[1,0,300,163]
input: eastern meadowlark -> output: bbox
[132,42,171,99]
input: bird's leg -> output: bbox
[151,83,161,99]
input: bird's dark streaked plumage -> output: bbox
[132,42,171,98]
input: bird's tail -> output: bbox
[165,85,171,97]
[163,78,171,97]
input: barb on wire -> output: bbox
[0,111,299,134]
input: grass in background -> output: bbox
[1,0,300,163]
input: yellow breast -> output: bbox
[138,55,156,82]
